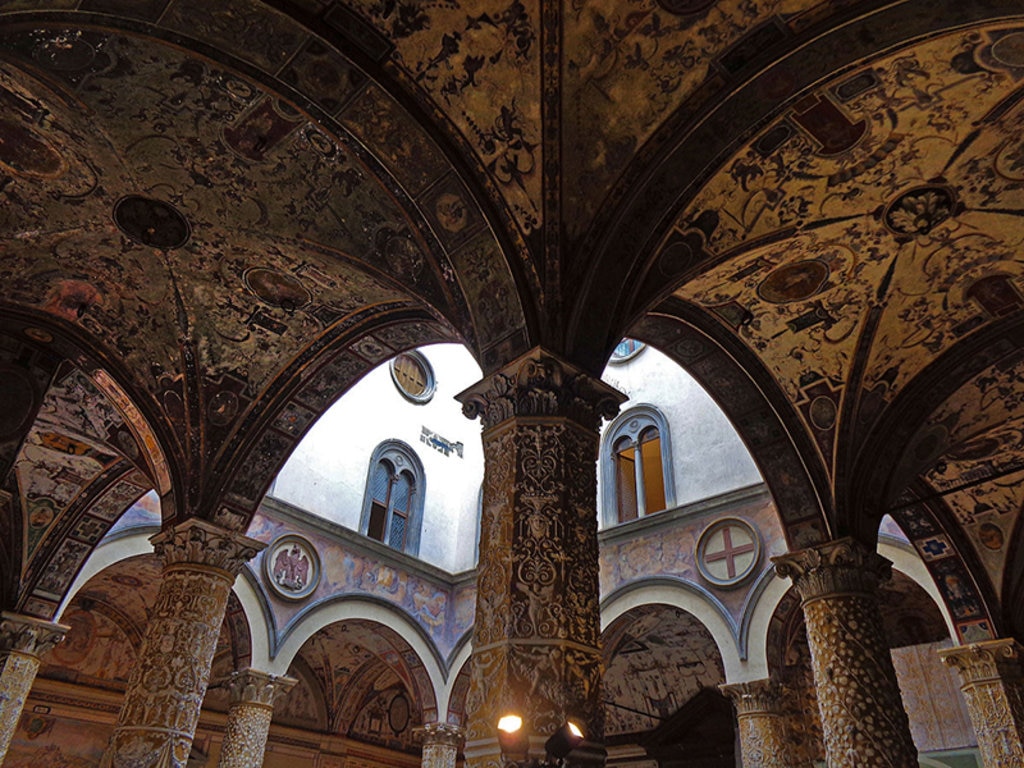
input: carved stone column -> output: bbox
[719,679,792,768]
[772,538,917,768]
[217,668,296,768]
[0,613,67,762]
[939,638,1024,767]
[458,349,625,768]
[419,722,464,768]
[102,519,264,768]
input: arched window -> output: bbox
[360,441,425,555]
[601,406,675,526]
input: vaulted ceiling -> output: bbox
[2,0,1023,640]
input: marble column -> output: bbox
[419,722,464,768]
[102,519,264,768]
[217,668,296,768]
[939,638,1024,767]
[772,538,917,768]
[719,679,793,768]
[0,613,67,762]
[457,348,625,768]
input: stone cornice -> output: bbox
[457,348,626,431]
[772,537,890,602]
[0,612,68,656]
[151,518,265,576]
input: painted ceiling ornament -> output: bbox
[263,533,321,601]
[696,517,761,588]
[113,195,191,250]
[882,185,958,237]
[243,267,312,312]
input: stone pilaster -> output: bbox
[939,638,1024,767]
[458,348,625,768]
[0,613,67,763]
[719,679,792,768]
[772,538,918,768]
[217,668,296,768]
[102,519,265,768]
[419,722,464,768]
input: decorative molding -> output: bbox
[457,348,626,431]
[151,519,265,576]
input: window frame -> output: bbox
[359,440,426,555]
[600,405,676,528]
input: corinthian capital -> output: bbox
[457,348,626,431]
[0,612,68,657]
[720,679,783,716]
[771,537,890,602]
[939,638,1024,685]
[151,518,265,576]
[225,668,297,708]
[417,722,465,748]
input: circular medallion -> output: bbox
[32,34,96,71]
[757,260,830,304]
[0,118,66,178]
[991,32,1024,67]
[243,267,311,311]
[809,395,837,430]
[264,534,321,601]
[978,522,1004,551]
[389,351,436,404]
[114,195,191,250]
[207,390,239,427]
[388,693,410,733]
[434,192,469,233]
[696,518,761,587]
[883,186,956,236]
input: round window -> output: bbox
[610,338,646,364]
[390,351,435,404]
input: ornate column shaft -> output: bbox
[419,722,465,768]
[939,638,1024,767]
[102,519,265,768]
[719,679,793,768]
[772,538,918,768]
[0,613,67,762]
[458,349,625,768]
[217,668,296,768]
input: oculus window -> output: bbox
[360,441,426,555]
[390,351,435,404]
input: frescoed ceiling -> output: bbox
[286,619,431,750]
[602,604,724,738]
[1,0,1023,641]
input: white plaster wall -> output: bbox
[599,344,762,519]
[272,342,763,572]
[271,344,484,573]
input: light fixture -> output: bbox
[496,715,585,768]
